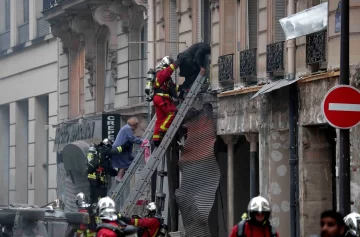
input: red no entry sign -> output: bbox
[322,85,360,129]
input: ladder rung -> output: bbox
[120,73,206,216]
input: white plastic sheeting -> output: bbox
[279,2,328,40]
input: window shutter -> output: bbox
[248,0,258,49]
[274,0,286,42]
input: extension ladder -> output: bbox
[109,73,206,216]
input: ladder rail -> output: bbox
[108,115,156,203]
[120,73,206,216]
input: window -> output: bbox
[24,0,29,24]
[198,0,211,44]
[247,0,258,49]
[5,0,10,31]
[139,23,148,102]
[274,0,286,42]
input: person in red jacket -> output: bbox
[74,192,96,237]
[229,196,280,237]
[120,202,162,237]
[96,197,121,237]
[152,55,185,147]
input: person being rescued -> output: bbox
[86,138,131,204]
[119,202,162,237]
[152,55,186,147]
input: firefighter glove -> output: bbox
[119,215,131,224]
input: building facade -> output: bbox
[3,0,359,236]
[0,0,57,207]
[148,0,360,236]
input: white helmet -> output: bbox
[102,138,113,146]
[247,196,271,220]
[344,212,360,236]
[75,192,90,209]
[145,202,157,216]
[156,56,174,72]
[96,197,118,221]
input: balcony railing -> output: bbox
[240,48,257,78]
[266,41,285,73]
[0,31,10,51]
[218,54,234,82]
[18,23,29,44]
[43,0,64,10]
[37,17,51,37]
[306,30,327,65]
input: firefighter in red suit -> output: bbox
[95,197,120,237]
[119,202,162,237]
[152,55,185,147]
[74,192,96,237]
[229,196,280,237]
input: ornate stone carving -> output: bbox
[133,0,148,9]
[109,1,135,33]
[69,13,99,58]
[108,50,118,88]
[49,19,72,52]
[85,57,95,97]
[92,4,118,49]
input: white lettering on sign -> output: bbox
[107,116,117,140]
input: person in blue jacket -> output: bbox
[112,117,144,182]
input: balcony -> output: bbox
[306,30,327,71]
[266,41,285,74]
[218,54,234,82]
[240,48,257,85]
[43,0,65,11]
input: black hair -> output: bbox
[321,210,345,227]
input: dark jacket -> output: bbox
[178,42,211,77]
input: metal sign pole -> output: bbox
[339,0,350,215]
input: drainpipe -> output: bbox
[287,0,298,237]
[245,134,259,198]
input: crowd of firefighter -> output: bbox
[60,43,360,237]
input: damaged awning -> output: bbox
[251,78,301,99]
[279,2,328,40]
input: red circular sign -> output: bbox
[322,85,360,129]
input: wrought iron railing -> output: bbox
[306,30,327,64]
[0,31,10,51]
[37,17,51,37]
[43,0,64,10]
[218,54,234,82]
[266,41,285,73]
[18,23,29,44]
[240,48,257,78]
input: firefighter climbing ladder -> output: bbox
[109,73,206,216]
